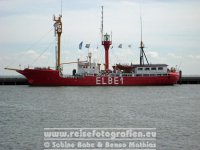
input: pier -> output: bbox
[0,76,200,85]
[178,76,200,84]
[0,76,28,85]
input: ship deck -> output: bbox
[0,76,200,85]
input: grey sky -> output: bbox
[0,0,200,75]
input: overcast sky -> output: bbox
[0,0,200,75]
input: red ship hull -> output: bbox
[17,68,179,86]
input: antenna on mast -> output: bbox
[61,0,63,17]
[101,6,104,41]
[139,2,149,65]
[140,14,143,43]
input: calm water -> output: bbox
[0,85,200,150]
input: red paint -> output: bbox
[17,68,179,86]
[102,41,112,72]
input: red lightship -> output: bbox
[5,7,180,86]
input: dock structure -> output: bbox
[0,76,28,85]
[0,76,200,85]
[178,76,200,84]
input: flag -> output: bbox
[79,41,83,50]
[85,44,90,48]
[118,44,122,48]
[128,45,131,48]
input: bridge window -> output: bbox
[145,68,150,71]
[151,67,156,70]
[158,67,163,70]
[138,68,143,71]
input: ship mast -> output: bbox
[101,6,104,41]
[101,6,112,73]
[139,6,149,66]
[54,15,62,70]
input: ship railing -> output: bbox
[34,67,50,70]
[121,73,134,77]
[136,73,169,77]
[60,74,84,78]
[85,74,98,76]
[106,73,135,77]
[60,72,174,77]
[61,73,99,78]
